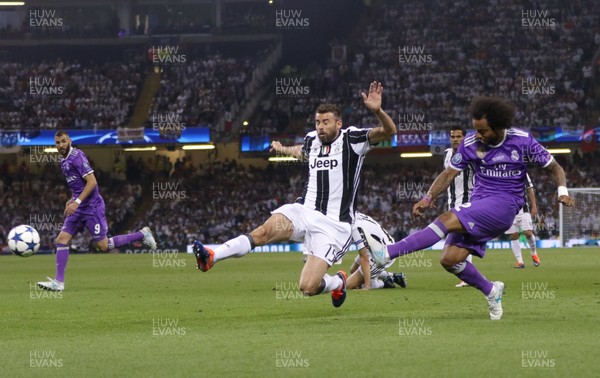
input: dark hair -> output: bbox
[469,96,516,131]
[316,104,341,120]
[55,130,69,137]
[450,125,467,137]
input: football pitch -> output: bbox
[2,248,599,377]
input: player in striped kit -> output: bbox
[345,212,407,290]
[505,173,540,268]
[444,126,474,287]
[193,82,396,308]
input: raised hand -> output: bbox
[361,81,383,113]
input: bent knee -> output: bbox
[299,280,321,296]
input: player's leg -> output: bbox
[377,271,396,288]
[84,208,112,253]
[93,200,155,252]
[441,244,504,320]
[298,255,342,296]
[456,254,472,287]
[37,211,83,290]
[509,232,525,268]
[506,214,524,267]
[102,228,156,252]
[364,209,464,266]
[37,230,73,291]
[344,264,365,290]
[522,213,539,266]
[194,212,295,272]
[524,230,539,266]
[298,217,351,306]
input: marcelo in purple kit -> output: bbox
[363,97,574,320]
[37,130,157,292]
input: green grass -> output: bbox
[1,248,599,377]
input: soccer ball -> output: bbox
[8,225,40,257]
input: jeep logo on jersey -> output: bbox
[310,158,338,169]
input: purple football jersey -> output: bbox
[60,147,103,213]
[449,128,552,208]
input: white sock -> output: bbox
[378,271,391,279]
[370,279,384,289]
[511,240,523,264]
[213,235,252,263]
[527,234,537,255]
[321,273,342,293]
[466,254,473,263]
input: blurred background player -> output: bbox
[193,82,396,308]
[37,131,157,292]
[346,212,407,290]
[505,173,540,268]
[444,126,475,287]
[363,97,575,320]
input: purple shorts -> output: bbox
[61,199,108,242]
[446,195,520,257]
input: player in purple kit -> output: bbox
[363,97,574,319]
[37,131,157,291]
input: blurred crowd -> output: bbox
[250,0,599,135]
[147,52,256,132]
[0,60,143,130]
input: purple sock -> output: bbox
[55,243,69,283]
[388,219,448,259]
[448,260,493,295]
[108,231,144,249]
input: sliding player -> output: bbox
[346,212,407,290]
[193,82,397,308]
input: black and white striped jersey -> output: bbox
[444,147,475,209]
[522,173,534,213]
[300,127,375,224]
[351,212,395,250]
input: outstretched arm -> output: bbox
[545,160,575,206]
[362,82,397,144]
[413,167,461,216]
[270,142,304,160]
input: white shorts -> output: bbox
[272,203,352,266]
[505,210,533,234]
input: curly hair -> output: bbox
[469,97,516,131]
